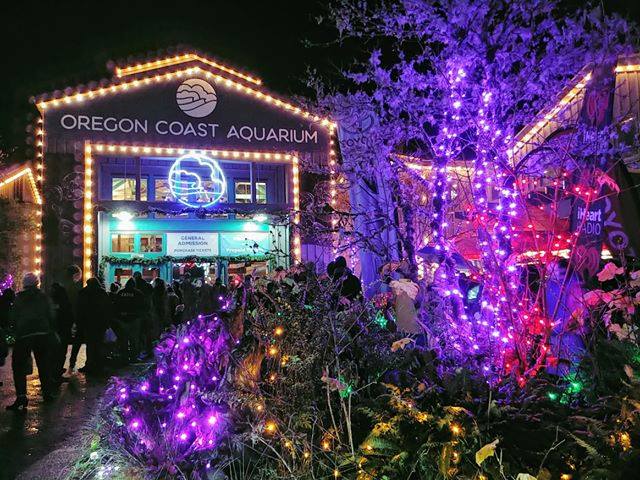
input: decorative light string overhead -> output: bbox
[508,71,592,161]
[114,52,264,86]
[0,165,43,275]
[36,66,336,129]
[509,61,640,162]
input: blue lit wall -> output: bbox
[97,212,290,283]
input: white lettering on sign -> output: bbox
[154,120,219,137]
[61,114,149,134]
[576,204,604,237]
[219,231,270,256]
[226,125,318,144]
[577,206,602,222]
[166,232,219,257]
[58,114,319,144]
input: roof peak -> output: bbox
[108,47,262,86]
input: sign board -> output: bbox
[219,231,270,257]
[570,197,605,245]
[43,75,330,153]
[166,232,219,257]
[570,196,606,277]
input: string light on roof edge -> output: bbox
[0,167,41,204]
[114,52,263,86]
[36,66,336,129]
[615,63,640,73]
[0,164,43,275]
[509,71,592,161]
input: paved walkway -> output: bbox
[0,347,131,480]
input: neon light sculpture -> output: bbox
[168,154,227,208]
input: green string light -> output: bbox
[373,310,388,328]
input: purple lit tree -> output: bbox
[322,0,638,380]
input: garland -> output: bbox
[100,254,274,266]
[97,204,295,223]
[98,254,276,280]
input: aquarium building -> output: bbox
[33,51,336,285]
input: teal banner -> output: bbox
[219,231,270,257]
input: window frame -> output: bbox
[234,180,267,204]
[110,233,136,253]
[139,234,164,253]
[111,175,148,201]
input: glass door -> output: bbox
[171,262,219,284]
[112,266,134,286]
[108,263,170,285]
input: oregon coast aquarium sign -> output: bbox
[41,72,330,152]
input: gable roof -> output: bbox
[33,50,335,129]
[0,162,42,204]
[112,52,262,86]
[510,54,640,164]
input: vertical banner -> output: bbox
[570,62,617,277]
[334,93,399,289]
[577,61,640,259]
[605,163,640,257]
[579,63,616,131]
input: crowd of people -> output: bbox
[0,256,363,413]
[0,265,234,413]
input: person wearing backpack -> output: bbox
[6,273,56,412]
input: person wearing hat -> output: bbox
[6,273,56,411]
[332,256,363,302]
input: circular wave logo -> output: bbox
[168,154,227,208]
[176,78,218,118]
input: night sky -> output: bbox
[0,0,638,157]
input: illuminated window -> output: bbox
[112,178,135,200]
[155,179,174,201]
[140,178,148,201]
[235,181,267,204]
[111,234,134,253]
[112,177,147,201]
[256,182,266,204]
[140,235,163,253]
[196,180,227,204]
